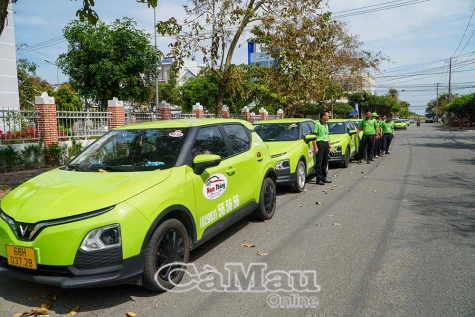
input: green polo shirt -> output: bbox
[380,120,395,134]
[314,121,329,142]
[361,118,377,135]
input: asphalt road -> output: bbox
[1,123,475,317]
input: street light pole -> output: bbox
[44,59,59,88]
[137,0,159,110]
[153,7,159,109]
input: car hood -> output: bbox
[329,134,347,145]
[265,141,301,156]
[0,168,171,223]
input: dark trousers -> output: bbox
[374,137,381,156]
[359,135,375,162]
[383,134,392,152]
[315,142,329,181]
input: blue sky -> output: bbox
[12,0,475,114]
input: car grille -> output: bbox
[73,247,123,270]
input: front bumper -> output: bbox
[275,168,296,186]
[329,152,344,162]
[0,252,144,288]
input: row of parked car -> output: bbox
[0,116,380,292]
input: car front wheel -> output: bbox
[254,177,277,220]
[142,219,190,291]
[341,147,350,168]
[292,160,306,192]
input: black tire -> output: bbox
[341,147,350,168]
[292,160,306,192]
[142,219,190,291]
[254,177,277,220]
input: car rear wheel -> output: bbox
[254,177,276,220]
[292,160,306,192]
[142,219,190,291]
[341,147,350,168]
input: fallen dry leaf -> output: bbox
[98,169,108,173]
[257,251,269,256]
[361,172,366,174]
[373,190,377,193]
[298,205,303,207]
[63,306,80,317]
[12,313,22,317]
[332,185,337,187]
[304,189,308,192]
[125,313,137,317]
[333,174,338,177]
[315,202,323,205]
[333,223,342,226]
[263,220,270,223]
[32,307,49,315]
[242,243,256,248]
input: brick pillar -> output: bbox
[34,92,58,166]
[242,106,250,121]
[277,109,285,119]
[222,105,230,119]
[192,103,204,118]
[107,97,125,130]
[259,108,268,121]
[158,102,171,120]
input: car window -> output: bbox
[328,122,346,134]
[348,122,355,130]
[353,121,361,129]
[223,124,250,155]
[67,128,188,172]
[302,121,312,138]
[254,123,299,141]
[192,126,229,159]
[305,121,315,133]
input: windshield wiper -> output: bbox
[101,165,135,172]
[66,163,84,171]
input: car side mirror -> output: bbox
[348,129,358,136]
[304,134,317,143]
[193,154,221,174]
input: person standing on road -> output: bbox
[380,114,395,154]
[356,111,379,164]
[313,111,332,185]
[374,115,382,158]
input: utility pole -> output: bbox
[436,83,439,122]
[448,57,452,103]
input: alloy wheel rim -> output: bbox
[298,163,305,188]
[156,229,185,281]
[263,183,275,214]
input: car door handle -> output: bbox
[226,167,236,175]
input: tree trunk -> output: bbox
[216,78,227,118]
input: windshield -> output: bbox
[328,122,346,134]
[353,121,361,129]
[67,128,188,172]
[254,123,299,141]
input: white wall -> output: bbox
[0,2,20,108]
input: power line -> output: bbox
[456,30,475,56]
[452,7,475,56]
[333,0,430,19]
[333,0,404,14]
[365,16,470,43]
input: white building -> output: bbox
[158,58,205,86]
[0,1,19,108]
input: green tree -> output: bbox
[57,18,159,110]
[17,59,54,110]
[426,93,455,116]
[445,93,475,120]
[53,84,82,111]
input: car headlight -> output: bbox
[332,146,342,153]
[80,224,121,251]
[275,159,290,170]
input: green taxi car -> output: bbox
[0,119,277,291]
[253,119,317,192]
[394,119,407,130]
[350,119,363,141]
[327,119,359,168]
